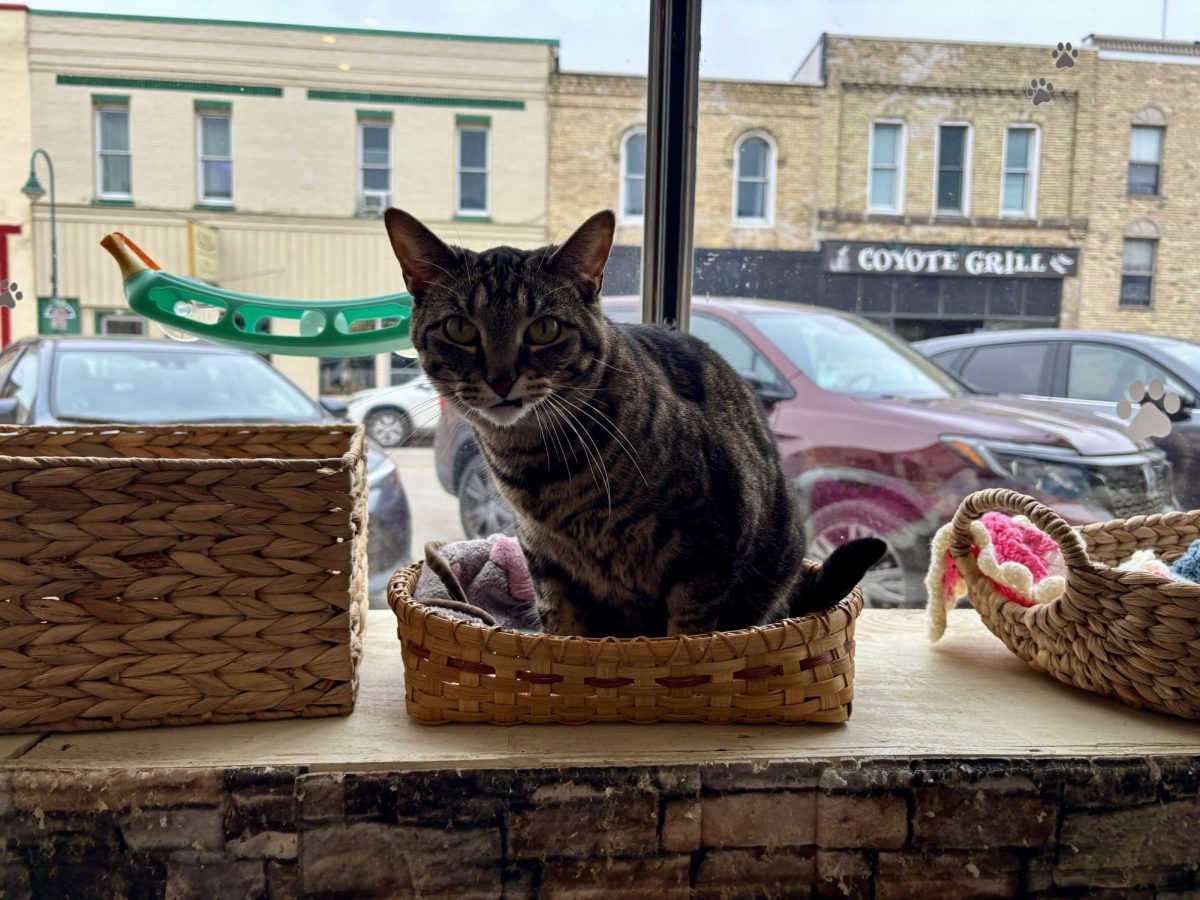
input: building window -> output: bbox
[1128,126,1163,196]
[935,123,970,215]
[1120,238,1156,307]
[359,121,391,213]
[457,126,489,216]
[197,113,233,204]
[620,128,646,222]
[1001,125,1038,217]
[95,106,131,199]
[868,121,904,213]
[733,133,775,225]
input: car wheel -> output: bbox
[365,407,411,448]
[458,455,516,538]
[805,498,920,608]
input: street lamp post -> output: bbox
[21,148,57,305]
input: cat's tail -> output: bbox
[791,537,889,617]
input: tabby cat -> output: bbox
[384,207,886,637]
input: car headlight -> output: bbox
[941,436,1092,500]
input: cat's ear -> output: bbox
[384,208,461,297]
[547,210,615,296]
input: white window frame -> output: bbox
[867,119,906,214]
[1120,238,1157,308]
[999,124,1040,219]
[932,121,973,216]
[618,126,646,225]
[731,131,776,227]
[1128,125,1164,196]
[358,120,392,214]
[196,112,233,205]
[455,125,489,217]
[94,105,132,200]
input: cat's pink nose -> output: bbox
[488,375,515,398]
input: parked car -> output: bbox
[434,298,1172,608]
[346,376,442,447]
[915,329,1200,510]
[0,336,411,606]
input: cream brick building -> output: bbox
[1,7,557,395]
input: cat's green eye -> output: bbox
[444,316,478,344]
[527,316,561,345]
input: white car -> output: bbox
[347,377,441,447]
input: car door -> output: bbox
[1062,341,1200,508]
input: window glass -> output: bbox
[0,349,39,421]
[869,122,902,211]
[1067,343,1188,404]
[198,114,232,201]
[360,122,391,209]
[622,130,646,219]
[1121,238,1156,307]
[458,127,488,213]
[97,107,131,197]
[1128,126,1163,195]
[936,124,967,213]
[734,136,771,221]
[689,313,784,390]
[959,344,1048,395]
[1002,127,1035,215]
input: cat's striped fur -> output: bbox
[385,208,885,637]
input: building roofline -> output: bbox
[1083,33,1200,56]
[28,7,560,47]
[820,31,1087,54]
[0,3,31,10]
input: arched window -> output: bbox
[619,128,646,221]
[733,133,775,225]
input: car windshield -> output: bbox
[51,348,323,423]
[1149,338,1200,379]
[744,311,963,398]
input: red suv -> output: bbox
[434,298,1171,607]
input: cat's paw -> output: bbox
[1025,77,1055,106]
[1116,378,1180,441]
[1052,41,1078,69]
[0,280,23,310]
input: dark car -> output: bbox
[433,298,1171,607]
[915,329,1200,509]
[0,336,411,606]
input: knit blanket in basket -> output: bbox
[413,534,539,631]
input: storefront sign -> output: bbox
[38,297,80,335]
[823,242,1079,279]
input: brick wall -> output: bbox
[2,756,1197,897]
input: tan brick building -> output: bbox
[548,33,1200,343]
[1,7,557,395]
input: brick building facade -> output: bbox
[549,33,1199,342]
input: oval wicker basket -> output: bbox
[387,561,863,725]
[946,488,1200,720]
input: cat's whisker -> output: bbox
[410,255,466,300]
[543,394,601,496]
[590,357,636,376]
[557,391,649,487]
[539,397,576,484]
[544,394,612,515]
[530,402,553,469]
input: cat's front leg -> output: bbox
[664,581,725,637]
[525,555,590,636]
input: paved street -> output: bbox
[388,444,465,568]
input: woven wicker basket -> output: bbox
[387,560,862,725]
[0,424,369,733]
[947,488,1200,720]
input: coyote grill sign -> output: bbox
[823,242,1079,279]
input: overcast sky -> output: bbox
[26,0,1200,80]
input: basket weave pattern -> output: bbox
[948,489,1200,720]
[0,425,369,733]
[388,562,861,725]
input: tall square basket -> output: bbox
[0,424,368,733]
